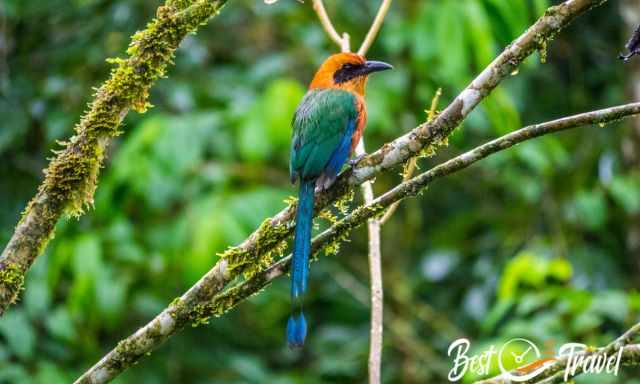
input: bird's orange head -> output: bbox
[309,52,392,96]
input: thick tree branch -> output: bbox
[0,0,229,315]
[75,102,640,384]
[475,323,640,384]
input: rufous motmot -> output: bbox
[287,52,392,348]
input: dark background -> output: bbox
[1,0,640,382]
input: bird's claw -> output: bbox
[349,153,367,169]
[618,52,635,63]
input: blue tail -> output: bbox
[286,179,314,348]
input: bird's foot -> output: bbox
[619,52,637,62]
[349,153,367,169]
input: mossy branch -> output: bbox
[192,102,640,333]
[75,102,640,384]
[0,0,229,315]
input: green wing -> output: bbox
[290,88,358,182]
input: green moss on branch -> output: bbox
[189,102,640,329]
[0,0,229,317]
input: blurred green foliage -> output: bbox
[1,0,640,383]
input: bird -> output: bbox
[287,52,392,348]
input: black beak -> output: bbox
[363,60,393,75]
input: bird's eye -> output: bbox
[343,63,354,70]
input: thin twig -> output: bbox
[312,0,350,51]
[367,219,383,384]
[312,1,394,381]
[357,140,385,384]
[379,87,441,225]
[312,0,392,56]
[75,100,640,384]
[340,32,351,53]
[355,1,395,380]
[357,0,393,56]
